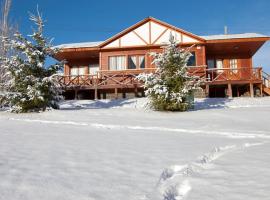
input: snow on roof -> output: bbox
[54,41,103,49]
[200,33,269,40]
[54,33,269,49]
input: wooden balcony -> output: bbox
[57,66,264,90]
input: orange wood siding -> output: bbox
[66,58,99,75]
[100,45,206,70]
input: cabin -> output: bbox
[54,17,270,99]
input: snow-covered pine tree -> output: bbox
[138,33,201,111]
[0,9,63,112]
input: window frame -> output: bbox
[229,59,238,73]
[187,51,197,67]
[127,55,146,69]
[108,55,127,70]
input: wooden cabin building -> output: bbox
[54,17,270,99]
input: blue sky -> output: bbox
[9,0,270,72]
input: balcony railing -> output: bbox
[57,66,263,89]
[206,67,262,83]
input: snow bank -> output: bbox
[59,97,270,111]
[60,98,149,110]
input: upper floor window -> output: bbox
[128,55,145,69]
[70,66,84,76]
[207,59,215,69]
[216,59,224,73]
[89,64,99,75]
[109,56,126,70]
[230,59,238,72]
[187,52,196,66]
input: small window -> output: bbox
[109,56,126,70]
[187,52,196,66]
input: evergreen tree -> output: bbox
[138,34,201,111]
[0,10,63,112]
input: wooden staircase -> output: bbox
[262,71,270,96]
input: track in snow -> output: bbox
[146,142,265,200]
[8,117,270,139]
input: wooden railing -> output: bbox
[57,66,264,89]
[262,71,270,88]
[205,67,262,83]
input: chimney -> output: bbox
[224,26,228,35]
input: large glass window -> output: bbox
[109,56,126,70]
[187,52,196,66]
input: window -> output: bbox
[89,64,99,75]
[78,67,85,75]
[70,66,78,77]
[216,59,224,73]
[138,55,145,69]
[109,56,126,70]
[128,55,145,69]
[70,66,85,77]
[230,59,238,73]
[207,59,215,69]
[128,56,137,69]
[187,52,196,66]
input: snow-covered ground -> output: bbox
[0,97,270,200]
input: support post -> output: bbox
[94,78,98,100]
[227,83,232,98]
[250,83,254,97]
[115,88,118,99]
[74,89,78,100]
[134,85,138,97]
[205,84,209,97]
[94,87,98,100]
[260,83,263,97]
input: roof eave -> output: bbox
[205,37,270,43]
